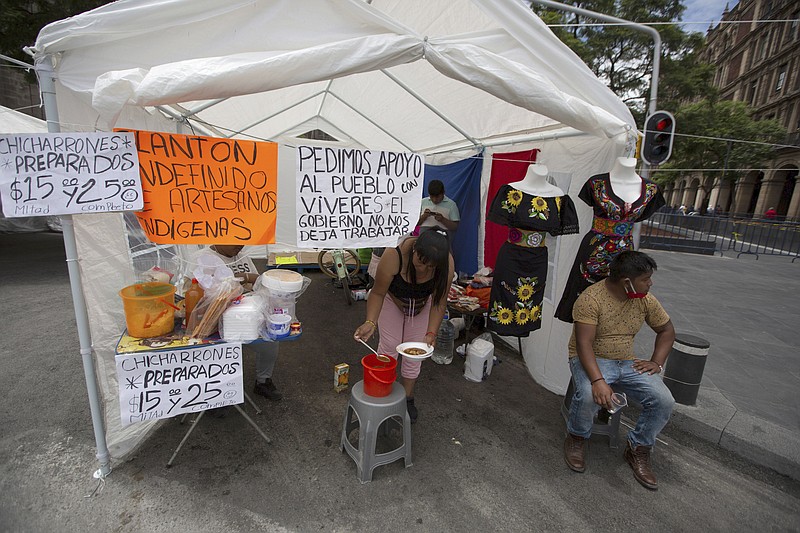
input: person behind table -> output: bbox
[194,244,282,401]
[416,179,460,245]
[564,250,676,490]
[353,229,454,423]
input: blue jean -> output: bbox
[567,357,675,448]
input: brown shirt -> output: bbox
[567,279,670,360]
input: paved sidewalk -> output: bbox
[1,233,799,533]
[633,249,800,479]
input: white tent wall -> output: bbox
[31,0,640,464]
[0,106,50,233]
[51,86,193,458]
[479,136,621,394]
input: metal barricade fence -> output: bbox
[727,218,800,260]
[640,211,800,261]
[640,212,725,255]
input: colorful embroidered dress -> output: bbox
[554,173,665,323]
[486,185,579,337]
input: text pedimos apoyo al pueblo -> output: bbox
[297,146,422,242]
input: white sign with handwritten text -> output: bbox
[0,132,141,217]
[295,146,424,248]
[116,343,243,426]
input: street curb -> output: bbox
[670,387,800,480]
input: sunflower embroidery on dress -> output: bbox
[501,188,524,213]
[528,196,550,220]
[490,276,543,326]
[490,302,515,325]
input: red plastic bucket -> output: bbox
[361,353,397,397]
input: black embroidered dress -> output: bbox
[486,185,579,337]
[554,173,665,323]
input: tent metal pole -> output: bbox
[183,98,228,118]
[380,69,481,148]
[153,106,217,137]
[0,53,34,69]
[269,116,370,148]
[37,58,112,479]
[327,91,414,151]
[528,0,660,178]
[427,128,589,156]
[225,91,326,138]
[528,0,661,117]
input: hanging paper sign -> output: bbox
[122,130,278,245]
[295,146,424,248]
[0,132,141,217]
[115,343,243,426]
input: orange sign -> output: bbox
[120,130,278,244]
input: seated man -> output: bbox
[194,245,282,401]
[564,250,675,490]
[417,179,459,245]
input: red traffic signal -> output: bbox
[641,111,676,166]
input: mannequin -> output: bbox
[608,157,642,204]
[510,163,564,197]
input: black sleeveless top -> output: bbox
[387,246,435,316]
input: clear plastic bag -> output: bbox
[252,272,311,326]
[187,277,243,339]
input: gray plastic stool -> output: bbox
[340,380,413,483]
[560,379,622,448]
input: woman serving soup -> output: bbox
[354,229,454,423]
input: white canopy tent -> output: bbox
[0,105,51,233]
[29,0,638,472]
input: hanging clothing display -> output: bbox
[554,173,665,323]
[486,185,579,337]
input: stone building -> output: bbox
[662,0,800,221]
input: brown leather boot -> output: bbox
[624,442,658,490]
[563,433,587,473]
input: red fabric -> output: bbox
[484,149,539,269]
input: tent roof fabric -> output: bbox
[0,105,46,133]
[32,0,634,151]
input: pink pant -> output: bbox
[377,294,431,380]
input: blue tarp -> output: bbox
[423,154,483,275]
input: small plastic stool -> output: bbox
[340,380,413,483]
[560,379,622,448]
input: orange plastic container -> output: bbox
[361,353,397,397]
[119,282,177,338]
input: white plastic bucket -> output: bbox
[261,270,303,318]
[267,313,292,337]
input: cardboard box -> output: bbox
[334,363,349,393]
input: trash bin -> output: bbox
[662,333,710,406]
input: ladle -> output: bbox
[357,338,391,362]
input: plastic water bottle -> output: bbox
[432,320,455,365]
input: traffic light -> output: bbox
[641,111,675,166]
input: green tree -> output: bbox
[533,0,715,123]
[652,99,786,191]
[0,1,111,64]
